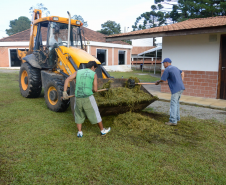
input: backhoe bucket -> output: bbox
[70,78,157,117]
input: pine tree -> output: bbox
[170,0,226,22]
[132,2,169,31]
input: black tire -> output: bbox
[19,62,42,98]
[44,78,70,112]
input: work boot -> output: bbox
[77,131,83,138]
[101,127,111,136]
[165,122,177,126]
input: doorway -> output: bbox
[219,35,226,99]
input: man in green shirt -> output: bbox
[63,61,111,137]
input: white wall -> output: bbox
[132,38,154,46]
[103,65,132,72]
[162,33,226,71]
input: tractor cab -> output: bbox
[17,9,87,68]
[27,18,86,69]
[34,21,85,51]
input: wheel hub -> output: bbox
[21,70,28,91]
[49,90,57,101]
[24,76,28,84]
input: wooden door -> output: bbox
[220,35,226,99]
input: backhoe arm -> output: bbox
[17,9,42,64]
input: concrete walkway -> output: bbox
[144,84,226,110]
[0,68,20,73]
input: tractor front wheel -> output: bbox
[44,78,70,112]
[19,62,42,98]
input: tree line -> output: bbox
[132,0,226,31]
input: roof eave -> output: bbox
[106,26,226,41]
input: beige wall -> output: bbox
[113,48,118,65]
[0,47,9,67]
[108,48,113,66]
[0,46,28,67]
[127,49,131,65]
[0,45,131,67]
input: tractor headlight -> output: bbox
[53,17,59,21]
[76,21,81,25]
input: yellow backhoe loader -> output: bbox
[17,9,112,112]
[17,9,156,114]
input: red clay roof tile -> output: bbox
[0,26,129,45]
[107,16,226,38]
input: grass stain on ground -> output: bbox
[113,112,203,147]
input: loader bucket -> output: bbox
[70,78,158,117]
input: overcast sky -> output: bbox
[0,0,160,39]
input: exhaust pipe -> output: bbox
[67,11,71,48]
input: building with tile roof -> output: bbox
[107,16,226,100]
[131,46,162,71]
[0,27,132,72]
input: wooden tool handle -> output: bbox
[67,95,75,98]
[97,88,108,92]
[136,83,156,85]
[62,89,108,99]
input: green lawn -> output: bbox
[1,72,226,184]
[109,69,160,82]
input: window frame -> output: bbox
[8,48,27,67]
[96,48,108,66]
[118,50,127,65]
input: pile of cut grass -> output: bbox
[114,111,204,146]
[95,78,158,109]
[95,87,158,108]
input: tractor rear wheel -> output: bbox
[44,78,70,112]
[19,62,42,98]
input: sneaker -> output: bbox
[101,127,111,136]
[77,131,83,138]
[165,122,177,126]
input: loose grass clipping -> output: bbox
[113,112,203,146]
[98,80,114,98]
